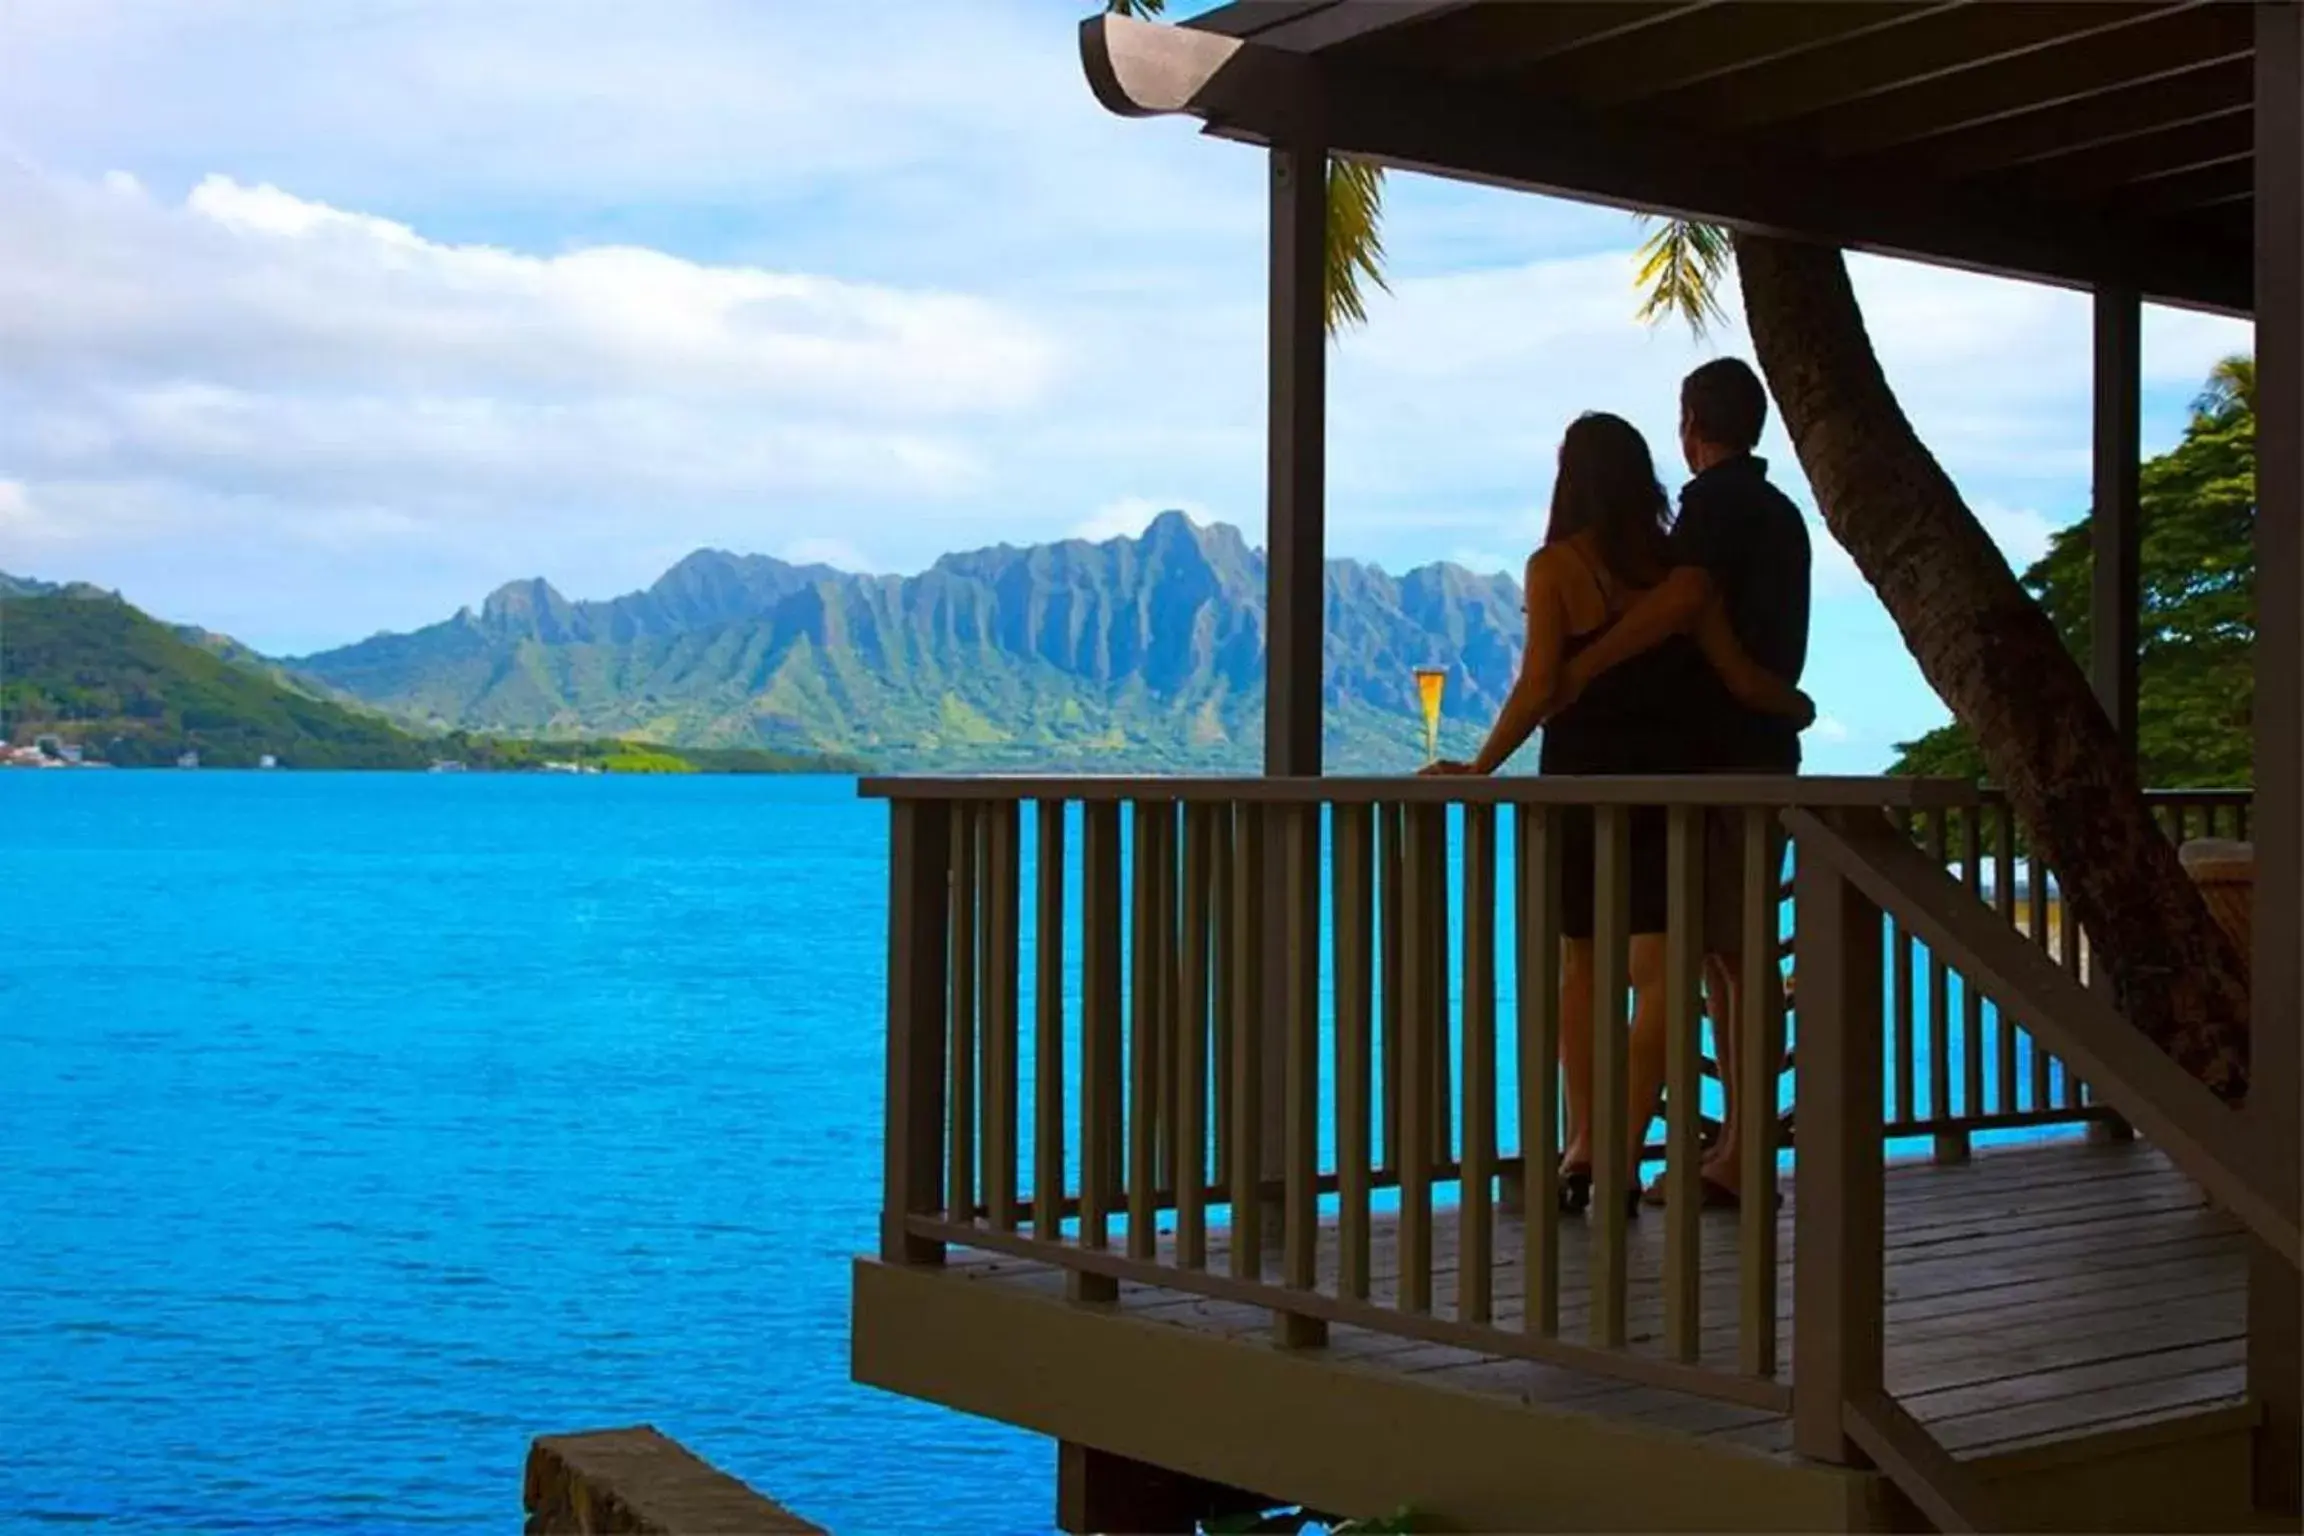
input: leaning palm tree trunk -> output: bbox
[1733,233,2251,1098]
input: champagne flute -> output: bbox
[1413,666,1447,766]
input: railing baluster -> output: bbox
[2027,838,2051,1113]
[1460,803,1498,1326]
[1177,803,1211,1270]
[1229,803,1266,1276]
[1925,812,1962,1161]
[1891,809,1916,1129]
[948,802,978,1220]
[1128,801,1158,1260]
[1398,802,1440,1315]
[1961,809,1986,1125]
[1153,802,1178,1200]
[1076,802,1122,1301]
[1279,802,1325,1346]
[1663,805,1704,1362]
[1993,802,2019,1117]
[1590,804,1632,1349]
[1431,805,1454,1170]
[1518,805,1563,1340]
[1380,803,1404,1175]
[1739,806,1782,1379]
[979,801,1021,1232]
[1333,802,1375,1301]
[2056,868,2082,1109]
[1035,801,1067,1245]
[883,798,952,1265]
[1211,805,1234,1192]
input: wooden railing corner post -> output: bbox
[1791,807,1886,1464]
[883,797,954,1266]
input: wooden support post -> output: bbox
[1792,810,1885,1463]
[2088,280,2145,1140]
[2254,4,2304,1512]
[2091,283,2143,757]
[1056,1443,1269,1536]
[1263,140,1325,780]
[882,799,952,1265]
[1259,137,1328,1255]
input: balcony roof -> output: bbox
[1082,0,2256,315]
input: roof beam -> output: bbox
[1813,2,2252,159]
[1366,1,1695,78]
[1560,1,1955,110]
[1980,109,2251,201]
[1661,2,2208,132]
[1872,56,2251,181]
[1079,11,2249,313]
[2113,156,2253,216]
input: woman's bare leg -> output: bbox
[1559,938,1594,1170]
[1622,934,1671,1185]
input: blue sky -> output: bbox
[0,0,2255,771]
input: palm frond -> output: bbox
[1326,156,1390,332]
[1632,216,1732,336]
[1104,0,1166,15]
[2194,353,2255,424]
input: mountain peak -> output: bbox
[1143,508,1198,539]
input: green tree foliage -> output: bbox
[1891,356,2255,788]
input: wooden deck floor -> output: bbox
[941,1138,2248,1466]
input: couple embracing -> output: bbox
[1427,357,1813,1217]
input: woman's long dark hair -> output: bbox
[1542,411,1671,590]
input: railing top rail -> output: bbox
[857,773,1987,807]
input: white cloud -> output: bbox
[782,537,872,572]
[1,169,1055,414]
[1811,714,1853,745]
[1974,502,2060,571]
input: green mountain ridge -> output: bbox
[286,510,1527,772]
[0,590,858,773]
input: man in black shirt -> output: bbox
[1552,357,1811,1207]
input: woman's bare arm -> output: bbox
[1694,598,1815,726]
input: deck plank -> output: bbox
[939,1139,2248,1463]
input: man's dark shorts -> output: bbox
[1701,755,1798,961]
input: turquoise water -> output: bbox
[2,774,2072,1534]
[2,773,1038,1534]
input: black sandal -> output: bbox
[1557,1163,1593,1214]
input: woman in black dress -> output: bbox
[1429,412,1811,1215]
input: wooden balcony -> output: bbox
[851,777,2282,1533]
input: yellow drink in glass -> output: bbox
[1413,666,1447,764]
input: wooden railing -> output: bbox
[875,776,1978,1411]
[1874,788,2251,1156]
[869,775,2262,1532]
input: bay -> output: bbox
[1,773,2068,1533]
